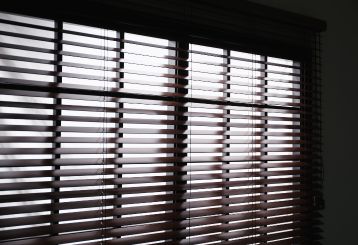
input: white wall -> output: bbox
[249,0,358,244]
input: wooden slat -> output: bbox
[0,7,322,245]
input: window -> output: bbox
[0,4,323,245]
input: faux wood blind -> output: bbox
[0,10,322,245]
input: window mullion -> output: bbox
[115,30,124,239]
[223,49,230,242]
[51,20,63,236]
[261,55,269,242]
[173,41,189,242]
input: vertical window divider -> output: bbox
[304,41,316,237]
[52,19,63,236]
[100,27,108,243]
[262,55,269,242]
[251,52,256,243]
[223,49,230,242]
[311,32,324,213]
[173,40,189,242]
[115,30,124,239]
[308,37,315,215]
[317,34,323,210]
[292,60,302,230]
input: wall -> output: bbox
[249,0,358,244]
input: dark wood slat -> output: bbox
[0,175,304,192]
[0,146,306,156]
[1,194,310,223]
[0,174,311,205]
[0,193,312,228]
[0,134,306,144]
[0,154,309,171]
[0,2,322,244]
[0,115,306,131]
[0,102,307,122]
[0,78,305,110]
[0,161,308,179]
[0,123,307,139]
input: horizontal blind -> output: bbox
[0,11,321,244]
[0,0,326,60]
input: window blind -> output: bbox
[0,9,322,245]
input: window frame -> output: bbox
[0,1,325,244]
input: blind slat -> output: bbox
[0,9,321,244]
